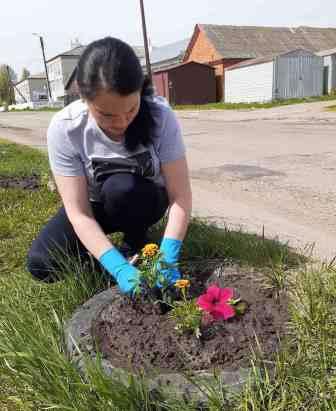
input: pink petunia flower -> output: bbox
[196,285,236,320]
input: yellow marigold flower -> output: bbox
[142,243,159,258]
[175,279,191,289]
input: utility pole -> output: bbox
[139,0,153,84]
[33,33,52,101]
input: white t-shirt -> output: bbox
[47,96,185,201]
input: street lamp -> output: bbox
[32,33,52,102]
[139,0,153,84]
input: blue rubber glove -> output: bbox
[157,237,182,287]
[99,247,140,294]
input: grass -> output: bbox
[0,140,50,177]
[1,139,336,409]
[174,94,336,111]
[326,104,336,112]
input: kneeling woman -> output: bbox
[27,37,192,294]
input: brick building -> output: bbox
[184,24,336,101]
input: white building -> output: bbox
[317,48,336,94]
[14,75,48,104]
[225,49,323,103]
[46,45,85,103]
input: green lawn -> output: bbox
[327,105,336,112]
[1,139,336,410]
[174,94,336,111]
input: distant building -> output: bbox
[153,61,216,105]
[225,49,323,103]
[14,75,48,104]
[317,48,336,94]
[184,24,336,101]
[46,45,86,103]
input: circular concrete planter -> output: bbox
[65,287,251,404]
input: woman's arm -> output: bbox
[161,156,192,240]
[53,174,113,259]
[154,156,192,286]
[53,173,140,294]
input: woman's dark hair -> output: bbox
[77,37,155,151]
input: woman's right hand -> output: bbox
[99,247,140,294]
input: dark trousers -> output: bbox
[27,174,169,282]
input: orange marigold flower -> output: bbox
[174,279,191,289]
[142,243,159,258]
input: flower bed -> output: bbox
[0,175,40,190]
[92,245,288,373]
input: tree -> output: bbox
[20,67,30,81]
[0,65,16,106]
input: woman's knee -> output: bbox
[100,173,168,226]
[26,207,86,282]
[100,173,139,205]
[26,247,58,283]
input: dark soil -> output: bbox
[92,265,289,373]
[0,175,40,190]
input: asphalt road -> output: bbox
[1,100,336,261]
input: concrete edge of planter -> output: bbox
[64,288,251,402]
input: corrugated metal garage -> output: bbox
[317,48,336,94]
[153,61,216,105]
[225,49,323,103]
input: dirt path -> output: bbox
[1,101,335,261]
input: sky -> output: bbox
[2,0,336,77]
